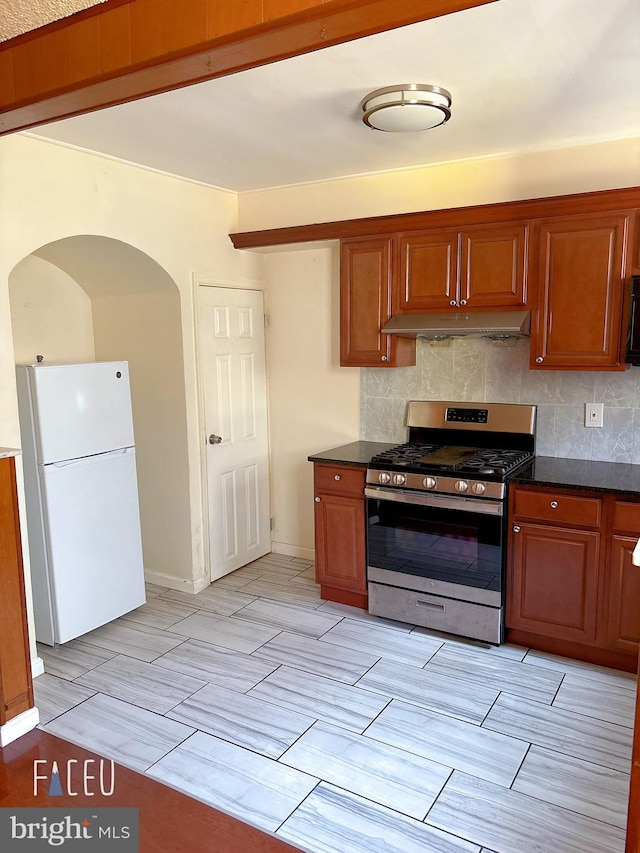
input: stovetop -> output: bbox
[365,402,537,500]
[369,442,533,480]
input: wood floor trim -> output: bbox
[0,728,301,853]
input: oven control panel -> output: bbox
[445,407,489,424]
[367,468,506,500]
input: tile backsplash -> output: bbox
[360,338,640,464]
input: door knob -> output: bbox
[208,434,223,444]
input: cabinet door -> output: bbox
[340,237,415,367]
[460,224,528,308]
[606,535,640,655]
[398,230,459,311]
[508,522,600,643]
[531,213,630,369]
[314,493,366,596]
[0,457,34,726]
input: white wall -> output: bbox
[9,255,95,364]
[92,290,192,585]
[264,247,360,557]
[0,134,264,600]
[239,137,640,230]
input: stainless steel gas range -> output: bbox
[365,401,537,644]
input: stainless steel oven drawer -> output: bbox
[368,581,502,644]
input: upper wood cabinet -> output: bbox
[530,212,631,371]
[340,236,415,368]
[397,222,528,313]
[293,191,640,372]
[397,230,459,311]
[461,224,528,308]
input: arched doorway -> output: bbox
[8,236,193,659]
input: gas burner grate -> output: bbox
[455,448,532,475]
[370,442,439,466]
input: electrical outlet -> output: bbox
[585,403,604,428]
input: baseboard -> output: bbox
[0,706,40,747]
[31,656,45,678]
[144,570,210,594]
[271,542,315,562]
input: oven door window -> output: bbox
[367,497,503,591]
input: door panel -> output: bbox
[461,224,527,307]
[21,362,135,463]
[508,522,600,644]
[607,536,640,654]
[531,213,629,369]
[198,286,270,580]
[40,449,145,643]
[398,230,459,311]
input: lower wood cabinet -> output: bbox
[0,456,34,729]
[606,500,640,655]
[509,522,600,644]
[607,535,640,654]
[313,462,367,608]
[507,485,640,671]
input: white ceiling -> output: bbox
[29,0,640,193]
[0,0,106,42]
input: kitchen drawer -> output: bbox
[613,500,640,534]
[512,488,601,528]
[314,463,365,498]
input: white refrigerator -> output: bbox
[16,361,146,645]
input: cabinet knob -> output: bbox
[550,500,558,509]
[513,525,520,533]
[535,356,544,364]
[459,299,467,306]
[314,496,320,503]
[381,355,389,362]
[334,474,341,481]
[449,299,457,307]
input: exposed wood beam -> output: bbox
[0,0,498,135]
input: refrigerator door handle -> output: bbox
[47,447,134,468]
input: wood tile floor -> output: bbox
[34,553,636,853]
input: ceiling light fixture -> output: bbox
[360,83,452,132]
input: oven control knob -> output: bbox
[393,473,407,485]
[423,476,437,489]
[454,480,469,493]
[378,472,391,484]
[471,482,486,495]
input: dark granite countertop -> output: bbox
[308,446,640,498]
[511,456,640,498]
[308,441,396,468]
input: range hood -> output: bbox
[382,310,531,340]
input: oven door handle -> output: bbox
[364,486,504,516]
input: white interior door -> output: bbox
[198,285,271,580]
